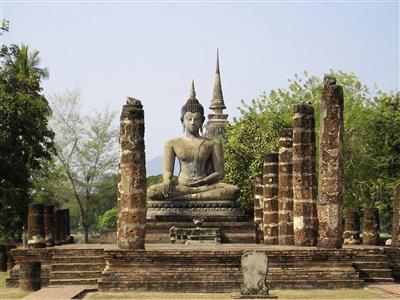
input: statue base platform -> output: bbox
[146,199,247,222]
[232,294,278,299]
[170,226,221,244]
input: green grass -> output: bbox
[84,289,394,299]
[0,272,31,299]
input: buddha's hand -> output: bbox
[185,179,205,187]
[161,181,172,198]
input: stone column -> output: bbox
[254,175,264,243]
[117,97,147,249]
[318,76,344,249]
[392,184,400,247]
[292,103,318,246]
[19,262,41,291]
[58,209,67,244]
[343,211,360,245]
[263,153,279,245]
[43,205,55,247]
[63,209,71,243]
[27,204,46,248]
[0,245,6,271]
[363,207,379,245]
[278,128,294,245]
[54,209,62,246]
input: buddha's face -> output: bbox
[183,112,204,135]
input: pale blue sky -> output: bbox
[2,1,399,161]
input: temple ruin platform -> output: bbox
[5,244,400,292]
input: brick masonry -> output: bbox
[117,97,147,249]
[263,153,279,245]
[27,204,46,249]
[392,184,400,247]
[363,207,379,245]
[318,76,344,249]
[292,103,318,246]
[254,175,264,244]
[43,205,55,247]
[343,211,360,245]
[278,128,294,245]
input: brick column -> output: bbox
[0,245,6,271]
[263,153,279,245]
[318,76,344,249]
[292,103,318,246]
[254,175,264,243]
[43,205,55,247]
[27,204,45,248]
[63,209,71,243]
[58,209,67,244]
[363,207,379,245]
[117,97,147,249]
[392,185,400,247]
[343,211,360,245]
[278,128,294,245]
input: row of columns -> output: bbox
[27,204,71,248]
[256,76,343,248]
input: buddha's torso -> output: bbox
[169,137,214,185]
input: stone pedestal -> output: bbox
[263,153,279,245]
[363,207,379,245]
[278,128,294,245]
[343,211,360,245]
[43,205,55,247]
[254,175,264,243]
[27,204,46,248]
[19,262,41,291]
[170,226,221,244]
[318,76,344,249]
[117,97,146,250]
[292,103,318,246]
[392,185,400,247]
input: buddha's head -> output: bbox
[181,81,205,135]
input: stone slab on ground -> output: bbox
[22,285,97,300]
[366,283,400,297]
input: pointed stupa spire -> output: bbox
[210,48,226,110]
[189,79,196,99]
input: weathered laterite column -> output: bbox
[19,262,41,291]
[44,205,55,247]
[318,75,344,249]
[392,184,400,247]
[363,207,379,245]
[254,175,264,243]
[58,209,67,244]
[292,103,318,246]
[54,209,62,245]
[0,245,6,271]
[278,128,294,245]
[117,97,147,249]
[27,204,46,248]
[263,153,279,245]
[63,209,71,243]
[343,211,360,245]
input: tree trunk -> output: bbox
[82,223,89,244]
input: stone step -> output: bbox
[109,262,241,268]
[52,256,104,263]
[268,272,359,280]
[106,266,241,272]
[353,262,391,269]
[51,271,103,280]
[49,278,99,286]
[363,277,395,283]
[267,279,363,289]
[98,280,241,292]
[354,255,388,262]
[53,249,104,255]
[357,269,393,279]
[51,263,105,272]
[102,272,242,281]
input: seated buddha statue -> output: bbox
[147,81,240,202]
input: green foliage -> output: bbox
[224,71,400,231]
[0,42,54,242]
[147,175,163,188]
[97,207,117,230]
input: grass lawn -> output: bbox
[85,288,394,299]
[0,272,31,299]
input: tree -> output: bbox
[50,90,118,243]
[225,71,399,231]
[0,42,54,242]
